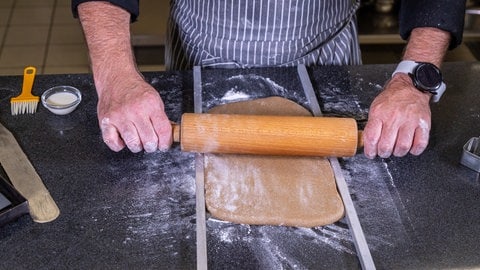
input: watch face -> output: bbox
[414,63,443,91]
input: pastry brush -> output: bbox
[11,66,39,115]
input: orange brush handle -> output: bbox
[17,66,37,99]
[23,67,36,96]
[173,113,362,157]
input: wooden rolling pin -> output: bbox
[172,113,363,157]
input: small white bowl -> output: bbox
[41,86,82,115]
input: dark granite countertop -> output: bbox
[0,62,479,269]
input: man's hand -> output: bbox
[362,27,450,159]
[78,2,172,153]
[363,73,432,159]
[97,77,172,153]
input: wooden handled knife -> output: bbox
[0,122,59,223]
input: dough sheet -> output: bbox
[204,97,344,227]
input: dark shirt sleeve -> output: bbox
[399,0,466,49]
[71,0,139,22]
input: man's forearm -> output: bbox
[402,27,451,67]
[78,1,141,96]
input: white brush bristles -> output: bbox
[11,101,38,115]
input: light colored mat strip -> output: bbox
[0,122,59,223]
[329,159,376,270]
[193,66,208,270]
[297,64,376,270]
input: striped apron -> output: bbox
[166,0,361,70]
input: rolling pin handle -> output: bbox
[172,123,181,143]
[357,130,364,149]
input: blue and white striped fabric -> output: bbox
[166,0,361,70]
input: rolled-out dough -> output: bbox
[204,97,344,227]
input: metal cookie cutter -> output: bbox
[460,137,480,172]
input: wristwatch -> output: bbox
[392,60,446,103]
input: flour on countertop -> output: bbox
[221,89,251,102]
[341,155,415,251]
[202,74,306,111]
[318,83,369,120]
[208,219,356,269]
[98,149,196,262]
